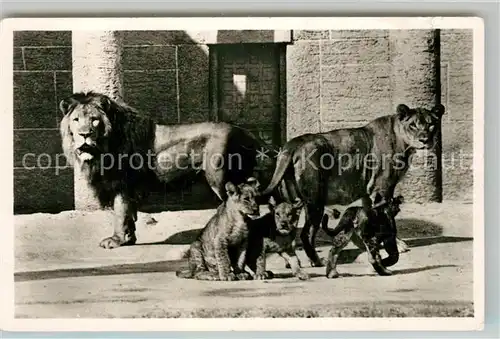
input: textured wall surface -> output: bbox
[13,29,474,213]
[287,29,473,201]
[13,31,74,213]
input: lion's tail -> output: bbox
[260,144,294,197]
[175,247,194,279]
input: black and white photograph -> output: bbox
[1,17,484,331]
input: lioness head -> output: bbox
[396,103,445,150]
[59,92,113,163]
[268,196,304,235]
[225,177,261,218]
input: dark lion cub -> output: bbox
[176,178,261,281]
[323,194,404,278]
[245,196,309,280]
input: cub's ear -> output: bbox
[246,177,260,190]
[268,195,277,209]
[293,198,304,209]
[432,104,445,118]
[59,98,73,116]
[396,104,411,120]
[225,182,238,196]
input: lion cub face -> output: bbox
[225,177,261,218]
[59,94,112,162]
[268,196,304,235]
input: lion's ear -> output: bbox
[225,182,238,197]
[98,95,112,113]
[396,104,410,120]
[268,195,277,209]
[432,104,445,118]
[59,98,72,116]
[246,177,260,190]
[293,198,304,209]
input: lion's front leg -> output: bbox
[99,194,137,249]
[214,236,236,281]
[369,183,410,254]
[233,241,252,281]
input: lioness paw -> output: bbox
[397,239,411,253]
[255,271,274,280]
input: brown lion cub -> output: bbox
[176,178,261,281]
[323,194,404,279]
[245,196,309,280]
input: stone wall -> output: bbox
[13,29,474,213]
[286,29,473,201]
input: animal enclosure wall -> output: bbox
[13,29,474,214]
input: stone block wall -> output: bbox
[286,29,473,201]
[13,31,75,213]
[13,29,474,214]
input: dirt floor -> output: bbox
[13,201,475,318]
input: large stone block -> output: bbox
[14,72,57,129]
[321,38,390,65]
[293,30,329,41]
[14,167,74,214]
[119,30,214,45]
[286,41,321,139]
[447,62,473,121]
[14,31,71,47]
[23,47,72,71]
[14,48,24,70]
[177,44,210,123]
[329,30,389,39]
[123,70,178,123]
[442,153,473,201]
[122,46,176,70]
[440,29,473,63]
[320,64,392,122]
[442,121,474,153]
[14,129,65,169]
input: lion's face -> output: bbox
[226,177,261,218]
[268,197,303,236]
[396,104,445,150]
[59,94,112,163]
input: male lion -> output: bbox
[59,91,266,249]
[176,178,260,281]
[323,194,404,278]
[261,103,445,267]
[244,196,309,280]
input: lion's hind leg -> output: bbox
[176,241,210,280]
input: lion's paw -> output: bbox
[236,272,253,281]
[296,270,310,280]
[309,257,327,268]
[220,272,237,281]
[397,240,411,253]
[255,271,274,280]
[99,236,122,249]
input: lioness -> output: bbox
[59,91,269,250]
[323,194,404,278]
[176,178,260,281]
[245,196,309,280]
[260,103,445,267]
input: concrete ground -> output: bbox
[14,201,475,318]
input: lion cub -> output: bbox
[176,178,261,281]
[245,196,309,280]
[323,194,404,279]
